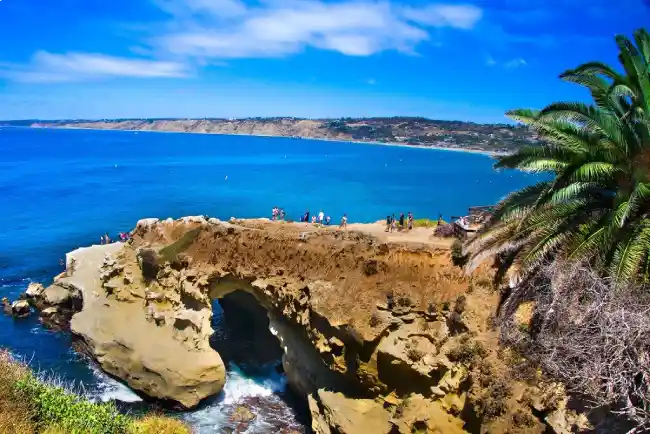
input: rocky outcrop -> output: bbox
[10,300,31,318]
[29,242,225,409]
[27,217,590,431]
[308,390,393,434]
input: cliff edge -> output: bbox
[26,217,589,432]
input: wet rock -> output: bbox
[11,300,31,318]
[230,405,256,423]
[1,297,11,315]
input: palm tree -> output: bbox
[466,28,650,284]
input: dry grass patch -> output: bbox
[133,415,191,434]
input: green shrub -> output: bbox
[0,350,191,434]
[451,241,469,268]
[14,374,131,433]
[448,337,487,365]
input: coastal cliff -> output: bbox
[26,217,588,433]
[24,117,539,154]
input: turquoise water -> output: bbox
[0,127,536,431]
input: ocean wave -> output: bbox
[180,362,289,433]
[88,363,142,403]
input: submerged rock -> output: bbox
[1,297,11,315]
[10,299,31,318]
[230,405,256,423]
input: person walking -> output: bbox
[386,215,392,232]
[318,210,324,225]
[340,214,348,229]
[390,215,396,233]
[408,212,414,230]
[399,213,405,231]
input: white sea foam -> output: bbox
[180,363,288,433]
[88,363,142,403]
[221,363,287,405]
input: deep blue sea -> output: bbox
[0,127,537,432]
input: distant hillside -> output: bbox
[3,117,542,154]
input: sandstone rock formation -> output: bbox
[27,216,590,431]
[30,242,225,409]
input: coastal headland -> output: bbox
[22,216,589,433]
[14,117,541,155]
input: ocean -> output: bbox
[0,127,536,432]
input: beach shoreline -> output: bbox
[24,125,506,157]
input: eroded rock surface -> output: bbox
[31,242,225,409]
[28,217,589,430]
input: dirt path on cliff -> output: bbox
[235,219,455,249]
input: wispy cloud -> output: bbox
[504,57,527,69]
[153,0,483,59]
[2,1,483,83]
[485,53,527,69]
[0,52,190,83]
[401,4,482,30]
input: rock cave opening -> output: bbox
[208,289,312,432]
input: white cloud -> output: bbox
[485,54,527,69]
[155,1,482,59]
[155,0,247,18]
[401,4,483,30]
[1,1,483,83]
[0,52,189,83]
[367,78,377,85]
[504,57,527,68]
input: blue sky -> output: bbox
[0,0,648,122]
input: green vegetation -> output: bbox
[158,228,200,264]
[451,240,469,268]
[0,351,190,434]
[412,218,445,228]
[467,28,650,284]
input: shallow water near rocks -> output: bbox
[0,127,536,431]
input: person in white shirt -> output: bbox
[318,210,324,224]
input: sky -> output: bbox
[0,0,648,123]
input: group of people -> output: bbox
[271,207,348,229]
[386,212,414,232]
[271,207,286,221]
[100,231,130,245]
[300,210,347,228]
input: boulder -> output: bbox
[391,394,467,434]
[42,284,81,308]
[230,405,256,423]
[309,390,393,434]
[1,297,11,315]
[25,282,45,298]
[136,218,160,229]
[11,300,31,318]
